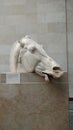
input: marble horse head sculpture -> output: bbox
[10,35,64,81]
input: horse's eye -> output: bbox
[20,43,24,48]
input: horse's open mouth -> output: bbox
[42,67,64,79]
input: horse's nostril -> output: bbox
[53,66,61,71]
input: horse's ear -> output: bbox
[25,35,31,39]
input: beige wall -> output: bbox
[0,0,67,72]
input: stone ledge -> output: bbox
[0,72,68,84]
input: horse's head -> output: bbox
[19,35,64,78]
